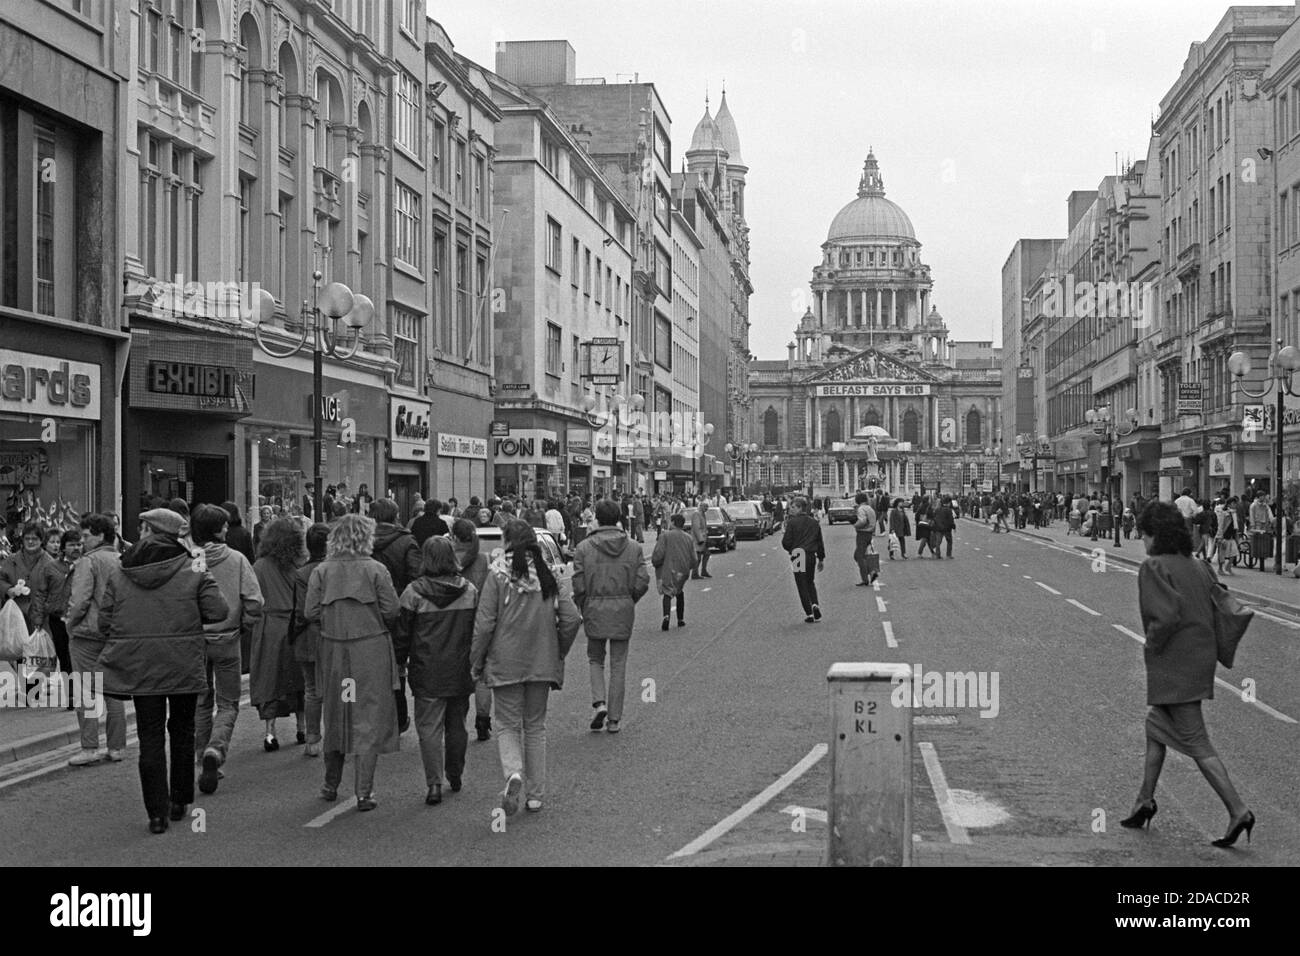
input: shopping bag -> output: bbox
[887,532,900,557]
[1198,563,1253,667]
[864,549,881,583]
[21,626,57,680]
[0,600,29,661]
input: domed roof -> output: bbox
[827,152,915,243]
[714,90,743,165]
[689,102,721,153]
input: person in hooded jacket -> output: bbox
[394,537,479,806]
[369,497,421,733]
[652,513,695,630]
[220,501,256,565]
[97,508,227,834]
[932,496,957,559]
[292,524,329,758]
[250,518,306,751]
[304,514,401,810]
[573,499,650,734]
[450,518,493,741]
[190,505,264,794]
[470,520,581,815]
[887,498,911,559]
[66,514,127,767]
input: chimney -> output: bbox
[787,341,797,369]
[495,40,577,87]
[569,123,592,153]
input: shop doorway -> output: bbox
[390,474,422,526]
[143,453,228,510]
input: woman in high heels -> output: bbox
[1121,502,1254,848]
[250,519,307,751]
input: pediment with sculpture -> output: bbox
[801,347,940,385]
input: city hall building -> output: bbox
[749,153,1003,499]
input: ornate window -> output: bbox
[965,408,982,446]
[862,406,881,429]
[824,409,842,447]
[902,408,919,445]
[763,407,779,447]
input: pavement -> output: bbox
[0,518,1294,866]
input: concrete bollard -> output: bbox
[826,662,913,867]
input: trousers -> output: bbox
[194,641,241,762]
[134,694,196,819]
[588,637,630,721]
[493,681,549,800]
[70,636,126,752]
[324,750,378,796]
[793,564,819,615]
[413,694,470,787]
[661,592,685,620]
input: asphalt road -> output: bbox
[1,518,1294,866]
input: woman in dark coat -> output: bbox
[221,501,256,564]
[887,499,910,559]
[250,518,306,751]
[292,523,330,757]
[394,537,479,805]
[1121,502,1255,847]
[913,496,934,557]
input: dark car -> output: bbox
[683,506,736,552]
[727,500,768,540]
[827,497,858,524]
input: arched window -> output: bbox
[902,408,919,445]
[965,408,981,446]
[862,406,881,429]
[238,13,262,130]
[824,408,842,448]
[763,407,779,447]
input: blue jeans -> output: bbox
[493,682,549,800]
[588,638,630,721]
[70,636,126,752]
[194,638,241,762]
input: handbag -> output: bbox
[0,600,29,661]
[1197,561,1253,668]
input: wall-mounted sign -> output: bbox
[437,432,488,460]
[815,383,932,397]
[1209,452,1232,477]
[582,339,624,385]
[148,361,241,399]
[499,383,532,392]
[566,427,592,455]
[1176,383,1203,416]
[654,470,668,481]
[0,349,100,421]
[490,420,511,437]
[493,428,558,465]
[569,453,591,466]
[308,394,345,423]
[390,397,432,460]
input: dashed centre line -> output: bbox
[1066,599,1101,616]
[882,621,898,648]
[876,596,887,613]
[1034,581,1062,595]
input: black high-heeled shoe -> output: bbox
[1120,799,1158,829]
[1212,810,1255,847]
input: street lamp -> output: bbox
[724,441,759,497]
[692,422,715,500]
[584,390,644,495]
[1085,405,1137,548]
[1228,339,1300,574]
[247,274,373,521]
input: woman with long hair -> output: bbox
[1121,501,1255,847]
[470,520,581,815]
[250,518,307,751]
[304,514,401,810]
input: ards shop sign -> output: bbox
[493,429,559,465]
[390,397,432,461]
[0,350,100,421]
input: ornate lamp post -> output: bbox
[692,422,715,499]
[582,390,644,495]
[1228,340,1300,574]
[1085,405,1138,548]
[247,274,374,521]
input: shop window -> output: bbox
[1,417,95,525]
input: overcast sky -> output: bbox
[436,0,1263,358]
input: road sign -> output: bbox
[489,420,510,437]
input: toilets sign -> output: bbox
[815,383,932,397]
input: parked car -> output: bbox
[682,506,736,552]
[727,500,769,540]
[475,525,573,599]
[827,497,858,524]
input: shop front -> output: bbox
[1116,435,1161,501]
[390,395,431,520]
[435,432,488,509]
[243,359,387,521]
[566,427,593,496]
[123,325,255,538]
[493,429,559,498]
[1,341,117,528]
[649,452,693,496]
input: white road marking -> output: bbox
[1023,575,1032,580]
[746,562,753,566]
[1035,581,1062,595]
[1002,563,1010,567]
[1213,677,1298,724]
[727,573,735,578]
[1110,624,1295,722]
[667,744,828,859]
[699,587,712,592]
[1252,608,1300,629]
[1066,599,1101,616]
[873,579,882,591]
[876,596,887,613]
[1113,624,1144,643]
[304,799,360,829]
[919,742,971,845]
[882,621,898,648]
[779,804,828,824]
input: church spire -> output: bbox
[858,150,885,198]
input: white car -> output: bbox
[474,525,573,600]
